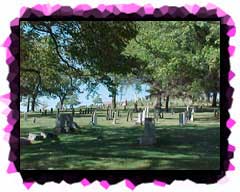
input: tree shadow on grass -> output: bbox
[20,123,220,170]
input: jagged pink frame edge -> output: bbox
[0,3,236,190]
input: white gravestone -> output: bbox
[92,111,97,125]
[142,110,146,123]
[191,108,194,122]
[136,112,142,125]
[146,107,149,118]
[112,112,117,125]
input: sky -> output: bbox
[20,83,150,112]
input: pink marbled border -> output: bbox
[1,3,236,190]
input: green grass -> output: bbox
[20,110,220,170]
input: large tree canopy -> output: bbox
[123,21,220,107]
[20,21,220,109]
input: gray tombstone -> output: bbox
[139,118,156,145]
[184,111,188,125]
[106,108,109,120]
[55,113,75,133]
[24,112,28,121]
[188,109,192,121]
[179,113,186,126]
[109,109,113,120]
[126,110,130,122]
[130,111,133,121]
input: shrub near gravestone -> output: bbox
[20,137,31,145]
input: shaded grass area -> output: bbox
[20,111,220,170]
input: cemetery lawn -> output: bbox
[20,111,220,170]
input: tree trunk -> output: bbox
[112,92,116,109]
[31,96,36,112]
[27,96,30,112]
[207,92,211,102]
[154,95,162,109]
[212,92,217,107]
[60,99,64,110]
[165,95,169,112]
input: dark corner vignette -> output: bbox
[7,5,233,186]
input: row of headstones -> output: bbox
[106,108,120,120]
[37,108,95,116]
[91,110,119,126]
[136,107,150,125]
[179,107,195,126]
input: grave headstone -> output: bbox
[92,111,97,125]
[146,107,149,118]
[179,113,183,126]
[136,112,143,125]
[179,113,186,126]
[28,133,44,141]
[188,109,192,121]
[139,118,156,145]
[184,111,188,123]
[190,111,194,122]
[109,109,113,120]
[24,112,28,121]
[142,109,146,123]
[154,110,159,121]
[112,112,117,125]
[55,113,75,133]
[127,110,130,121]
[106,108,109,120]
[112,110,115,118]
